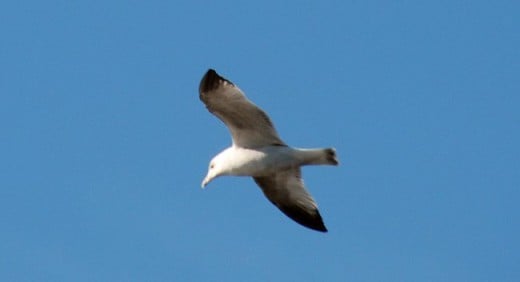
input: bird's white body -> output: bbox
[208,146,335,178]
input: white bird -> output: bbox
[199,69,338,232]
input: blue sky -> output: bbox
[1,0,519,281]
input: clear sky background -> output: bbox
[1,1,519,281]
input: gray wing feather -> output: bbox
[253,169,327,232]
[199,69,285,148]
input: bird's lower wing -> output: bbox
[253,169,327,232]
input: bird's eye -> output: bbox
[210,164,214,169]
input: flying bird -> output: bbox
[199,69,338,232]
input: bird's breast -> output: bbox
[229,146,299,176]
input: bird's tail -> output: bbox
[297,148,339,166]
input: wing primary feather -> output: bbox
[198,69,286,148]
[199,69,233,94]
[254,172,328,232]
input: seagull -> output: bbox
[199,69,338,232]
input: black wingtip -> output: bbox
[279,205,328,233]
[199,69,232,93]
[312,225,328,233]
[206,68,217,77]
[302,218,328,232]
[310,210,328,232]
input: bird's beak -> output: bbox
[201,175,211,188]
[201,178,209,188]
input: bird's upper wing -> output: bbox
[199,69,285,148]
[253,169,327,232]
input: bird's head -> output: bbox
[201,151,231,188]
[201,160,219,188]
